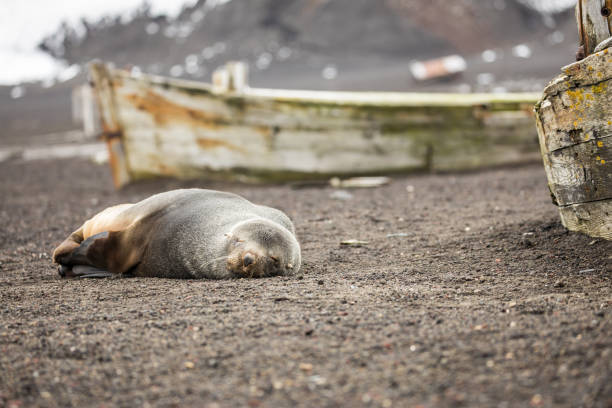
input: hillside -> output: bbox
[1,0,579,140]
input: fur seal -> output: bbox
[52,189,301,279]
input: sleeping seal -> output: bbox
[52,189,301,279]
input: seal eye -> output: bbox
[270,255,279,264]
[234,239,244,246]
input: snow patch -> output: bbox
[321,65,338,80]
[0,0,205,85]
[481,50,497,63]
[512,44,532,59]
[515,0,576,14]
[256,53,273,70]
[0,49,69,85]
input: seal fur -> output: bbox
[52,189,301,279]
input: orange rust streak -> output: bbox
[196,138,247,153]
[122,90,224,128]
[106,138,125,189]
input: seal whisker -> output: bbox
[201,255,229,271]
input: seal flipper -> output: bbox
[57,229,144,277]
[53,228,85,265]
[61,231,112,269]
[59,265,114,278]
[56,232,114,278]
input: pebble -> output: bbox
[329,190,353,200]
[299,362,313,371]
[308,375,327,385]
[553,280,565,288]
[530,394,543,406]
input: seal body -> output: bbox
[52,189,301,279]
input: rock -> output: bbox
[330,190,353,200]
[340,239,369,246]
[299,362,313,371]
[330,176,390,188]
[386,233,409,238]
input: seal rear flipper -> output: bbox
[59,265,114,278]
[59,228,145,276]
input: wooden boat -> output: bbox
[89,62,541,188]
[534,0,611,240]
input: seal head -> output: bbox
[224,218,301,278]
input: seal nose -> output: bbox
[243,253,255,267]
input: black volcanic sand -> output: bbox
[0,158,610,408]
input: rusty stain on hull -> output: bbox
[196,138,247,153]
[123,90,226,128]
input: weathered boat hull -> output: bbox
[535,48,611,240]
[89,62,541,187]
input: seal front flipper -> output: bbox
[62,231,111,269]
[52,227,85,265]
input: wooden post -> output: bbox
[576,0,612,57]
[212,61,249,93]
[89,62,132,188]
[535,0,612,240]
[71,84,99,139]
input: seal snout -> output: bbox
[243,252,256,267]
[228,249,281,278]
[237,250,263,277]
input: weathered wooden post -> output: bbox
[535,0,611,240]
[576,0,612,57]
[212,61,249,93]
[89,62,132,188]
